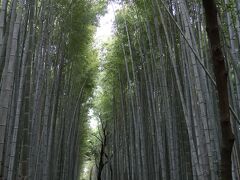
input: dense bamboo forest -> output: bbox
[0,0,240,179]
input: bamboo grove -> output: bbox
[0,0,240,180]
[90,0,240,180]
[0,0,106,179]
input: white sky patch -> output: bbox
[94,2,121,49]
[88,108,98,130]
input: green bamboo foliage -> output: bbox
[1,0,240,179]
[96,0,240,179]
[0,0,102,179]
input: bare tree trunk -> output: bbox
[202,0,235,179]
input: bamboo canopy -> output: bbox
[0,0,240,180]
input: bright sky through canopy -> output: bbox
[89,2,121,130]
[94,2,121,49]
